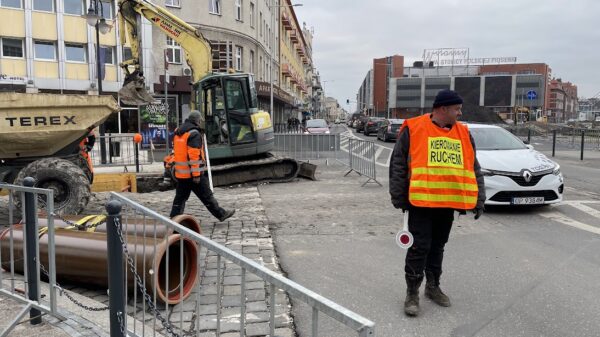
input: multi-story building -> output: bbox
[279,0,311,122]
[549,79,578,122]
[357,54,578,122]
[0,0,314,134]
[356,56,403,117]
[0,0,123,107]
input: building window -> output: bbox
[249,2,254,27]
[34,40,56,60]
[235,0,242,21]
[65,43,86,62]
[63,0,82,15]
[99,45,114,64]
[99,0,113,19]
[122,46,132,61]
[259,55,262,80]
[249,50,254,74]
[209,0,220,14]
[33,0,54,11]
[0,0,22,9]
[1,38,23,58]
[259,12,262,36]
[165,0,180,7]
[166,37,182,64]
[235,46,242,71]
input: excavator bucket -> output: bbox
[118,72,156,106]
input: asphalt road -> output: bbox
[259,125,600,337]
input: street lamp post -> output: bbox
[84,0,111,164]
[268,1,302,122]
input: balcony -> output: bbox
[281,63,291,77]
[289,30,299,43]
[281,11,293,30]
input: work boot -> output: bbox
[425,271,451,307]
[404,273,423,317]
[218,209,236,222]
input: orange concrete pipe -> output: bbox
[34,214,201,237]
[0,226,198,305]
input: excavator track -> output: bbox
[211,156,301,186]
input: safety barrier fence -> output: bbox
[506,125,600,160]
[0,178,62,336]
[337,133,382,186]
[272,132,381,186]
[107,192,376,337]
[91,134,154,171]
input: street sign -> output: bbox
[527,90,537,100]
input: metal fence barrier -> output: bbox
[273,123,303,134]
[273,133,340,162]
[506,125,600,160]
[337,133,382,186]
[0,179,63,336]
[107,192,375,337]
[91,134,154,169]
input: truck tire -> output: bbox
[14,157,91,215]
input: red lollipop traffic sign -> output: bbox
[395,211,413,249]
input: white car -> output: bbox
[468,124,564,206]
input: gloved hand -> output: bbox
[392,200,409,213]
[193,176,201,184]
[473,207,484,220]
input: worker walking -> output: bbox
[389,89,485,316]
[79,128,96,181]
[169,111,235,222]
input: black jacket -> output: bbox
[175,119,203,150]
[389,123,486,210]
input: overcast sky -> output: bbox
[294,0,600,111]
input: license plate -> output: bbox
[512,197,545,205]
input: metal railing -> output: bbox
[91,134,154,169]
[337,133,382,186]
[273,133,340,162]
[0,179,63,336]
[106,192,375,337]
[506,125,600,160]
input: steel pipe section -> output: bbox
[0,227,198,305]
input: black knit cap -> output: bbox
[433,89,463,108]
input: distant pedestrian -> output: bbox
[389,89,485,316]
[169,111,235,222]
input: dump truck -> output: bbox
[0,92,119,214]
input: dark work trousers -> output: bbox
[405,207,454,276]
[169,174,225,220]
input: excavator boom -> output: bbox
[117,0,212,106]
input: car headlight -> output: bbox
[553,164,561,175]
[481,168,494,176]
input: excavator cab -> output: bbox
[195,73,271,160]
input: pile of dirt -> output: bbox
[460,103,505,124]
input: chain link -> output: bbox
[114,217,182,337]
[38,262,110,311]
[37,199,98,231]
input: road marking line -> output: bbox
[564,201,600,218]
[539,211,600,235]
[562,199,600,204]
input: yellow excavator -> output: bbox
[117,0,301,186]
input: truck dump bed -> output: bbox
[0,93,119,159]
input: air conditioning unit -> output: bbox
[182,67,192,77]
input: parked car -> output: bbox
[377,118,405,142]
[355,115,369,132]
[348,113,365,128]
[304,118,330,134]
[469,124,563,206]
[363,117,385,136]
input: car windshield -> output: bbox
[306,119,327,128]
[470,127,527,150]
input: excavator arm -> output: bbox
[117,0,213,105]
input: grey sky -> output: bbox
[294,0,600,111]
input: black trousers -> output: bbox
[169,175,225,220]
[405,207,454,276]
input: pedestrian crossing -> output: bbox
[339,131,393,167]
[539,200,600,236]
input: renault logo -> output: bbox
[522,170,533,183]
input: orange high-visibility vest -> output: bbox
[172,130,205,179]
[404,114,477,210]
